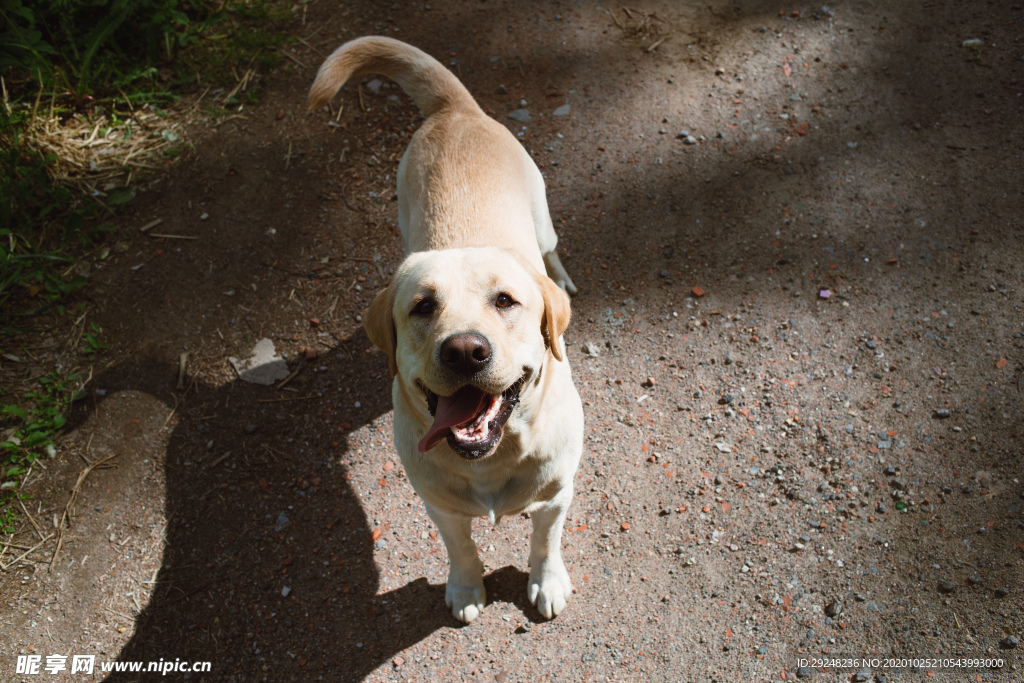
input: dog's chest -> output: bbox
[410,454,558,522]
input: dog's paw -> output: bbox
[445,580,486,624]
[556,277,578,297]
[527,558,573,619]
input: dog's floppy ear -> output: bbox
[363,286,398,377]
[536,273,572,362]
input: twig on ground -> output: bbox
[278,364,303,390]
[177,353,187,390]
[256,394,318,403]
[280,50,308,69]
[148,233,198,240]
[208,451,233,468]
[50,453,118,570]
[18,499,45,541]
[163,363,204,428]
[261,444,289,460]
[2,534,53,572]
[645,38,666,53]
[0,541,41,551]
[295,35,325,56]
[338,183,363,213]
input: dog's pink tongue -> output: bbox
[418,386,488,453]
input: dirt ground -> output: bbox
[2,0,1023,681]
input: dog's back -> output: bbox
[308,37,553,272]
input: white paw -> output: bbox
[445,580,486,623]
[527,558,573,619]
[558,278,578,297]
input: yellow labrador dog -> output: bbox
[309,37,583,623]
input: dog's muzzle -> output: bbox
[417,374,526,458]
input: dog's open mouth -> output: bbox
[417,375,525,458]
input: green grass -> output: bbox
[0,368,89,531]
[81,322,107,359]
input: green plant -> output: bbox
[0,370,83,505]
[0,504,17,533]
[0,371,89,533]
[81,321,106,359]
[1,0,197,101]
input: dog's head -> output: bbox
[363,247,571,459]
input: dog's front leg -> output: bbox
[527,486,574,619]
[425,504,486,623]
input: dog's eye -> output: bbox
[495,293,516,309]
[411,298,435,316]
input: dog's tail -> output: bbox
[308,36,480,117]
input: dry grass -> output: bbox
[608,7,670,53]
[24,111,185,196]
[3,80,193,201]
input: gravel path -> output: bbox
[1,1,1021,681]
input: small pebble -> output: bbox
[825,601,842,617]
[937,581,956,594]
[507,109,530,122]
[934,408,952,419]
[1000,636,1019,649]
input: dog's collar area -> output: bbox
[416,374,526,458]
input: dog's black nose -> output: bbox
[439,333,491,376]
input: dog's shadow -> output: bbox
[64,332,543,681]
